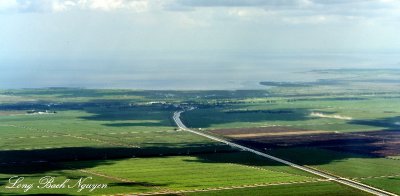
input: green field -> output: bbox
[1,75,399,196]
[0,153,365,195]
[361,177,400,194]
[0,164,139,195]
[0,108,232,163]
[64,154,314,193]
[187,181,369,196]
[181,97,400,132]
[0,91,334,195]
[266,148,400,194]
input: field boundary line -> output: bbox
[352,174,400,180]
[225,162,318,180]
[75,168,174,193]
[0,124,140,148]
[77,169,134,183]
[0,135,63,140]
[344,132,389,140]
[116,179,326,196]
[65,134,140,148]
[194,155,318,180]
[0,124,52,133]
[173,110,398,196]
[191,154,318,179]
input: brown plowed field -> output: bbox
[210,127,400,157]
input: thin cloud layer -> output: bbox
[172,0,400,21]
[1,0,399,54]
[0,0,398,25]
[1,0,398,13]
[0,0,399,89]
[0,0,154,12]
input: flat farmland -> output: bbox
[181,97,400,132]
[268,148,400,194]
[61,152,330,195]
[208,126,400,194]
[361,176,400,194]
[211,127,400,157]
[0,108,233,162]
[0,164,142,195]
[0,98,339,195]
[1,151,367,195]
[1,88,399,195]
[68,155,311,191]
[187,181,370,196]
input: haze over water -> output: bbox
[1,0,400,90]
[2,52,398,90]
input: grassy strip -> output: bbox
[186,181,369,196]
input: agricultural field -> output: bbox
[0,108,232,163]
[181,97,400,132]
[0,88,350,195]
[63,153,316,193]
[0,98,355,195]
[267,148,400,194]
[1,70,399,195]
[186,120,400,194]
[178,76,400,195]
[187,182,370,196]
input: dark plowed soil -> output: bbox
[210,127,307,135]
[210,128,400,157]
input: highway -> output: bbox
[173,110,397,196]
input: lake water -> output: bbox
[1,52,399,90]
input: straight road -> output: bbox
[173,110,397,196]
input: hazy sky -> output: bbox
[1,0,400,89]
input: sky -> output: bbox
[1,0,400,89]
